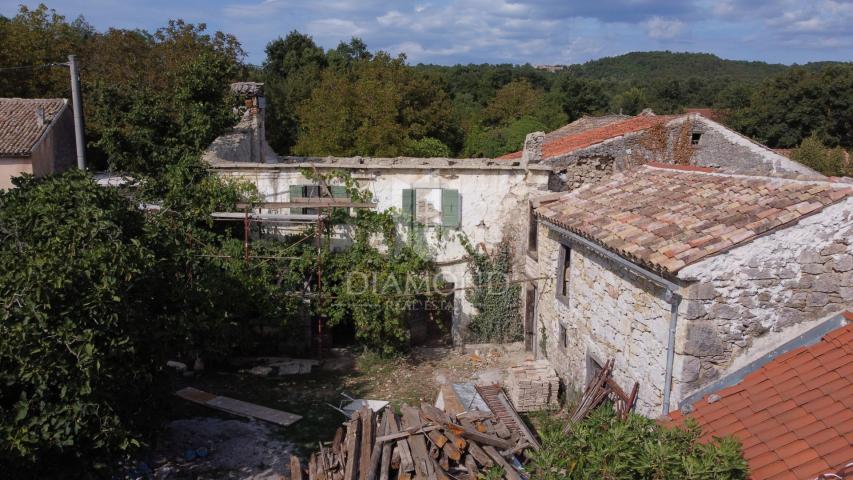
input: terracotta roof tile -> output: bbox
[670,323,853,480]
[497,114,675,160]
[0,98,67,157]
[535,165,853,275]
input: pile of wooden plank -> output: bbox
[291,403,532,480]
[565,359,639,429]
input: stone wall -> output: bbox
[535,228,674,416]
[548,156,614,192]
[544,115,819,180]
[673,198,853,400]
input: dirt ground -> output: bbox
[151,343,529,479]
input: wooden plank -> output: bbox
[482,446,521,480]
[443,429,467,450]
[464,454,479,479]
[420,403,452,425]
[359,407,376,479]
[466,442,493,468]
[343,412,362,480]
[375,425,440,443]
[367,409,389,480]
[392,410,415,474]
[291,455,304,480]
[400,404,434,479]
[439,385,466,418]
[308,453,317,480]
[427,430,448,449]
[379,410,394,480]
[445,424,513,450]
[440,440,461,462]
[175,387,301,426]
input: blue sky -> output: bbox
[2,1,852,66]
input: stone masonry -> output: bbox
[672,197,853,400]
[504,360,560,412]
[535,228,673,416]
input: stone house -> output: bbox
[0,98,76,189]
[206,83,832,351]
[531,163,852,416]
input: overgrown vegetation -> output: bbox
[462,237,522,343]
[791,134,852,177]
[529,408,749,480]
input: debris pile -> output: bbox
[567,359,638,427]
[292,403,533,480]
[504,360,559,412]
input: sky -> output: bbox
[2,0,852,66]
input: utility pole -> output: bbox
[67,55,86,170]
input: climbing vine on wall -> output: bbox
[461,236,522,343]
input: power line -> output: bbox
[0,62,68,73]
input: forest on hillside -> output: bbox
[2,4,852,173]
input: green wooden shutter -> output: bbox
[402,189,415,227]
[441,189,461,228]
[289,185,304,214]
[330,186,348,198]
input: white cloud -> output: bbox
[644,16,684,39]
[306,18,366,38]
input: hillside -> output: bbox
[569,51,789,84]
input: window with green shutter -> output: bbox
[441,189,461,229]
[401,188,415,227]
[289,185,305,214]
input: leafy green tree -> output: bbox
[0,4,91,98]
[0,172,165,474]
[404,137,451,157]
[482,79,542,126]
[263,31,327,153]
[612,86,648,115]
[728,65,853,148]
[529,408,748,480]
[791,134,850,177]
[550,75,609,121]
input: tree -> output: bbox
[482,79,542,126]
[791,135,850,177]
[728,65,853,148]
[550,75,609,122]
[612,86,648,115]
[0,172,166,474]
[263,31,327,153]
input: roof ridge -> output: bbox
[641,163,852,189]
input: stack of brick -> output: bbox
[504,360,560,412]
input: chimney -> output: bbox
[35,107,45,126]
[521,131,545,169]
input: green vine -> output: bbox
[460,236,522,343]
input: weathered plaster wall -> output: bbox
[0,158,32,189]
[535,227,674,415]
[673,198,853,400]
[214,165,550,341]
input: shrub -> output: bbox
[462,238,522,343]
[528,408,749,480]
[0,172,169,474]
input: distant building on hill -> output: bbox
[0,98,76,189]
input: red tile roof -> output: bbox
[0,98,67,157]
[496,114,673,160]
[669,320,853,480]
[535,164,853,275]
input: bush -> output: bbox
[791,134,851,177]
[0,172,169,475]
[528,407,749,480]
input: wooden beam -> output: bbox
[482,446,522,480]
[445,424,513,450]
[359,407,376,479]
[236,199,376,209]
[400,404,435,479]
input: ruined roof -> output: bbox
[535,164,853,275]
[669,316,853,480]
[542,114,630,143]
[497,113,674,160]
[230,82,264,97]
[0,98,67,157]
